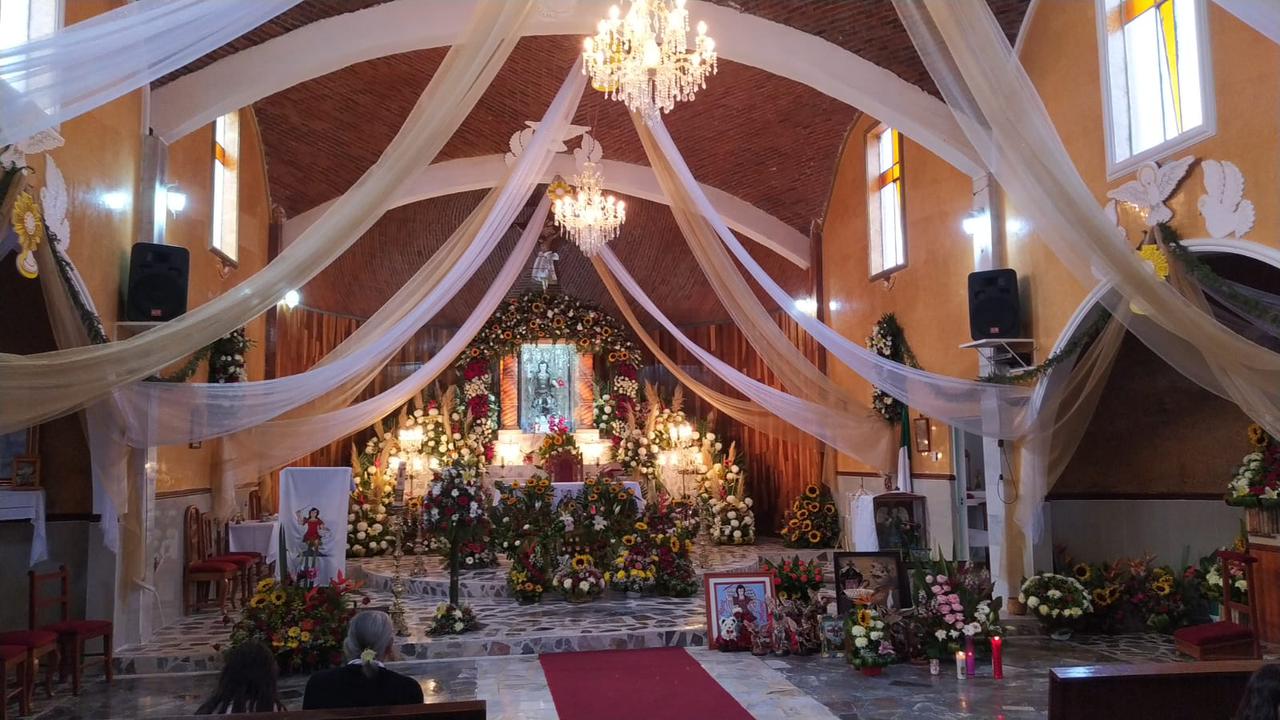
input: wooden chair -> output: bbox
[1173,550,1261,660]
[202,512,258,608]
[0,628,56,708]
[0,645,28,720]
[182,505,238,615]
[27,565,112,695]
[248,488,263,520]
[220,518,266,597]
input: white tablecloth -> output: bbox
[0,488,46,566]
[228,520,279,567]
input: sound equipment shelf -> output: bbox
[959,337,1035,368]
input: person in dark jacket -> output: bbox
[302,610,423,710]
[1237,664,1280,720]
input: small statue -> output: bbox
[749,620,771,656]
[820,615,844,658]
[768,599,790,656]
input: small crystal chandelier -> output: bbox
[552,162,626,257]
[582,0,717,118]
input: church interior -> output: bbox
[3,0,1280,718]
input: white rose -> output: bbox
[870,631,883,640]
[854,637,868,648]
[851,625,866,637]
[578,580,590,592]
[356,531,367,541]
[1026,596,1040,608]
[1039,605,1049,616]
[564,579,573,590]
[733,530,742,538]
[348,513,356,522]
[744,498,753,507]
[356,521,369,532]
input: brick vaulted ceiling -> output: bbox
[157,1,1029,326]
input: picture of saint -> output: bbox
[519,344,577,433]
[530,360,560,423]
[295,507,328,556]
[833,552,912,616]
[715,581,765,626]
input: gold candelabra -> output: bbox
[389,515,410,637]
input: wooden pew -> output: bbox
[168,700,485,720]
[1049,661,1265,720]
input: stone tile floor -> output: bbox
[25,634,1188,719]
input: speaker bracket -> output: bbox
[959,338,1035,369]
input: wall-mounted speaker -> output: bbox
[967,268,1020,340]
[126,242,189,322]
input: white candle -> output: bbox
[955,650,966,679]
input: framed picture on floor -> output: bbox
[832,551,912,616]
[703,571,775,649]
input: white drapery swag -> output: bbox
[0,0,301,146]
[116,65,587,449]
[891,1,1280,442]
[1211,0,1280,45]
[0,0,535,435]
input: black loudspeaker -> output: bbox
[126,242,189,321]
[967,268,1020,340]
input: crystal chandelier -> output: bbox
[582,0,717,118]
[552,162,626,257]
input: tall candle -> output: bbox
[991,636,1004,680]
[955,650,966,679]
[965,636,976,677]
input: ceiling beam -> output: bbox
[150,0,984,176]
[282,154,812,269]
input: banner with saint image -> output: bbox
[280,467,352,587]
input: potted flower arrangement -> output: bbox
[1188,545,1249,621]
[426,603,478,636]
[1132,565,1187,633]
[1225,424,1280,535]
[845,607,894,675]
[229,574,364,673]
[420,463,489,624]
[537,415,581,464]
[554,554,606,603]
[651,529,698,597]
[1067,560,1128,634]
[760,556,824,602]
[781,483,840,548]
[491,476,557,560]
[1018,573,1092,639]
[507,545,550,604]
[910,559,1003,665]
[606,533,656,596]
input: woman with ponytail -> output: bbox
[302,611,424,710]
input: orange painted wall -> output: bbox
[822,118,976,476]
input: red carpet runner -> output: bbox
[540,647,754,720]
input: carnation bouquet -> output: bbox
[554,554,606,603]
[426,603,478,636]
[491,476,557,560]
[230,574,364,673]
[845,607,894,670]
[760,556,824,602]
[1019,573,1092,634]
[781,483,840,548]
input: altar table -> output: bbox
[0,488,47,566]
[548,480,645,511]
[228,519,279,567]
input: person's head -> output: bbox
[1236,664,1280,720]
[307,507,320,520]
[196,641,280,714]
[344,610,396,678]
[538,361,548,371]
[734,584,746,599]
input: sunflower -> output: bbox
[635,521,649,531]
[804,484,820,498]
[270,590,287,605]
[801,520,813,531]
[823,505,836,515]
[787,519,800,529]
[857,608,874,627]
[806,501,820,513]
[571,555,590,570]
[1248,423,1268,448]
[249,595,268,609]
[670,538,680,552]
[1073,563,1093,582]
[623,534,636,546]
[807,530,822,544]
[796,509,809,521]
[256,578,275,593]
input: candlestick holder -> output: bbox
[388,517,410,637]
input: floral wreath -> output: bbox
[457,292,643,456]
[867,313,918,423]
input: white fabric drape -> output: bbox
[117,65,585,448]
[0,0,534,435]
[892,1,1280,442]
[0,0,300,146]
[1211,0,1280,45]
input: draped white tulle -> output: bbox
[892,1,1280,442]
[117,67,586,448]
[0,0,534,435]
[0,0,299,146]
[1211,0,1280,45]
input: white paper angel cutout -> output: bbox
[573,133,604,170]
[1198,159,1254,239]
[535,0,577,18]
[0,128,64,170]
[504,120,590,166]
[41,155,69,249]
[1106,155,1195,226]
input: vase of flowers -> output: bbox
[781,483,840,548]
[1226,425,1280,534]
[555,554,605,603]
[420,463,489,613]
[426,603,478,635]
[606,532,656,596]
[1019,573,1092,638]
[845,606,894,672]
[760,556,824,603]
[229,574,364,674]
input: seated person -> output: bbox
[302,611,423,710]
[196,641,285,714]
[1236,664,1280,720]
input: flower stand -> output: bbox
[1245,507,1280,536]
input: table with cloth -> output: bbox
[0,488,46,566]
[487,476,646,511]
[227,519,279,568]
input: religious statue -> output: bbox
[530,360,559,422]
[531,250,559,291]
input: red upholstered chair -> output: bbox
[218,519,265,601]
[28,565,112,695]
[182,506,237,615]
[0,630,55,707]
[548,453,582,483]
[1173,550,1261,660]
[0,645,29,719]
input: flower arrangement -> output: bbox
[1226,424,1280,509]
[709,493,755,545]
[1065,560,1128,634]
[507,547,550,604]
[606,533,656,594]
[845,606,894,670]
[420,464,491,609]
[1019,573,1092,632]
[1188,545,1249,608]
[208,327,252,383]
[910,558,1003,659]
[704,441,755,545]
[760,556,824,602]
[229,575,364,673]
[491,476,557,560]
[866,313,918,423]
[426,603,479,636]
[1132,564,1187,633]
[781,483,840,548]
[554,554,606,602]
[651,529,698,597]
[536,415,581,465]
[347,424,402,558]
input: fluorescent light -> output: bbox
[794,297,818,316]
[100,191,129,211]
[166,189,187,214]
[961,211,988,236]
[282,290,300,309]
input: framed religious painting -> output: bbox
[704,571,775,649]
[0,426,37,485]
[12,456,40,488]
[832,551,912,617]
